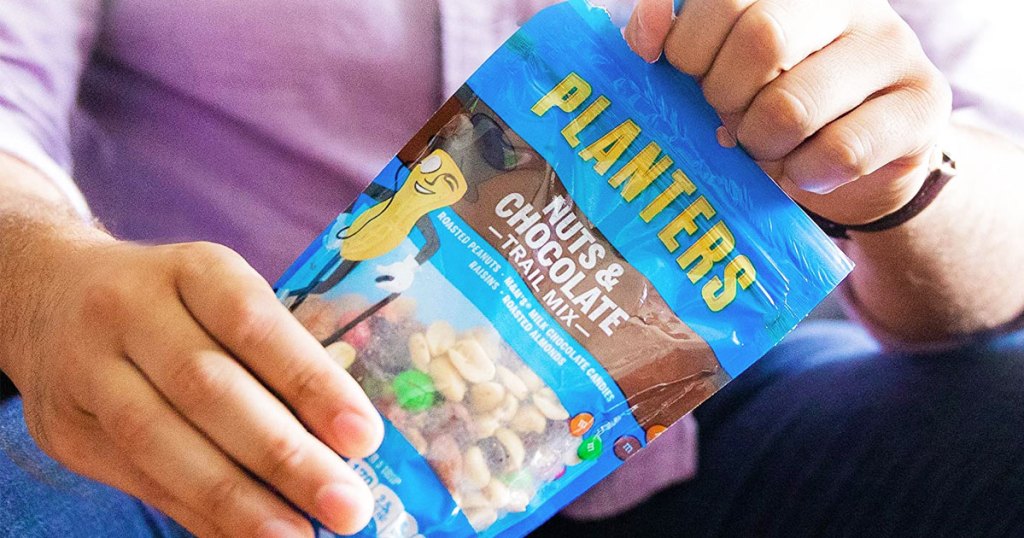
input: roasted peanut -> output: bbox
[464,445,492,488]
[325,340,357,370]
[483,478,511,507]
[472,412,502,439]
[448,340,496,383]
[429,354,467,402]
[497,365,529,400]
[426,320,456,356]
[408,332,431,371]
[533,387,569,420]
[403,427,428,453]
[494,391,520,423]
[466,326,502,362]
[517,366,544,391]
[461,491,490,510]
[465,507,498,532]
[495,428,525,471]
[506,489,532,513]
[470,382,506,414]
[510,404,547,435]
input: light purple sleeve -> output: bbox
[0,0,102,215]
[893,0,1024,145]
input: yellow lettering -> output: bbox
[702,256,756,312]
[676,221,736,284]
[561,96,611,148]
[531,72,592,117]
[657,196,716,251]
[640,169,698,223]
[608,142,674,202]
[579,120,641,175]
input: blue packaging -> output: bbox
[275,1,853,536]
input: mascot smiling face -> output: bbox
[340,149,468,261]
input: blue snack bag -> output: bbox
[274,1,853,536]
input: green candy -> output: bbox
[577,436,603,461]
[392,370,436,412]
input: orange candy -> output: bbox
[645,424,667,443]
[569,413,594,437]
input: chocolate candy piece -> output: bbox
[613,435,642,461]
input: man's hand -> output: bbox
[626,0,952,225]
[0,199,383,537]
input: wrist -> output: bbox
[0,202,112,383]
[785,146,944,228]
[805,148,956,239]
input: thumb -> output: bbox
[625,0,675,63]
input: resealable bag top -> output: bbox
[274,1,854,536]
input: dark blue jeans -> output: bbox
[3,321,1023,537]
[534,321,1024,537]
[0,396,191,536]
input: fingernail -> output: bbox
[257,519,307,538]
[333,412,384,455]
[624,18,638,49]
[315,483,373,535]
[805,180,841,195]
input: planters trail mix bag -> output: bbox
[274,1,854,536]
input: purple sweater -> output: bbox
[1,0,1022,520]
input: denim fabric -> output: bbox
[535,321,1024,537]
[0,398,191,538]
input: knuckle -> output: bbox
[184,241,240,265]
[741,85,815,158]
[821,126,871,180]
[664,41,703,76]
[107,400,159,455]
[918,68,952,116]
[80,278,132,322]
[169,353,237,414]
[225,296,280,351]
[288,364,336,411]
[702,79,735,114]
[742,7,790,67]
[202,475,246,518]
[883,19,919,52]
[721,0,749,12]
[763,85,815,138]
[260,432,308,484]
[175,242,245,282]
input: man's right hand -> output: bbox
[0,207,384,537]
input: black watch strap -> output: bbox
[802,152,957,240]
[0,371,16,401]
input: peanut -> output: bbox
[325,341,357,370]
[408,332,431,371]
[429,354,466,402]
[426,320,456,356]
[470,382,506,414]
[448,340,496,383]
